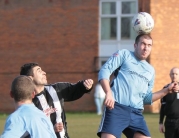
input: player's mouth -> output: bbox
[142,52,147,56]
[43,76,47,81]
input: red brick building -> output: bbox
[0,0,178,113]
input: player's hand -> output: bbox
[172,82,179,92]
[54,122,63,132]
[168,82,179,93]
[159,124,165,133]
[104,92,115,110]
[83,79,93,90]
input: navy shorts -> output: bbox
[97,102,150,138]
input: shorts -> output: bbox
[97,102,150,138]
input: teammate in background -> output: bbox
[159,67,179,138]
[20,63,93,138]
[94,82,105,115]
[1,75,57,138]
[97,34,179,138]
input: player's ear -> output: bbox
[10,91,14,98]
[134,43,137,49]
[32,91,35,98]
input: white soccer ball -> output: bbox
[132,12,154,34]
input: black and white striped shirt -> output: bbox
[32,81,92,138]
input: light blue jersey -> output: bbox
[98,49,155,109]
[1,104,57,138]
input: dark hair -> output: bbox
[11,75,35,102]
[135,34,152,44]
[20,63,39,76]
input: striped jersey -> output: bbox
[32,81,91,138]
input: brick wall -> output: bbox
[0,0,99,113]
[149,0,179,113]
[0,0,177,114]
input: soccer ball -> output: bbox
[132,12,154,34]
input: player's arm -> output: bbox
[100,79,114,109]
[159,97,166,133]
[53,80,93,102]
[98,50,125,109]
[152,82,179,102]
[144,73,179,103]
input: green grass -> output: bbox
[0,114,8,134]
[0,113,164,138]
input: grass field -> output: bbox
[0,113,164,138]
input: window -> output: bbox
[100,0,138,41]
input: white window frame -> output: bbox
[98,0,138,69]
[99,0,138,42]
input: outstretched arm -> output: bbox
[152,82,179,102]
[53,79,94,102]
